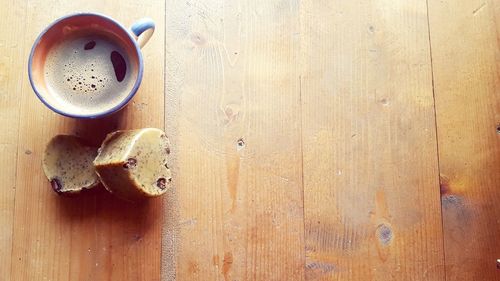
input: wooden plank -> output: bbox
[0,0,27,279]
[300,0,445,280]
[9,1,165,280]
[428,0,500,279]
[163,0,304,280]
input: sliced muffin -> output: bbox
[93,128,172,201]
[43,135,100,195]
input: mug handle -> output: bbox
[130,18,155,48]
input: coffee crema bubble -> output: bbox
[44,34,134,114]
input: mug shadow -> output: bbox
[68,107,126,146]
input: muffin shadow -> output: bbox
[54,106,162,233]
[67,108,126,146]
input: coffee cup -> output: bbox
[28,12,154,118]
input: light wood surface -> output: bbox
[428,0,500,280]
[0,0,26,280]
[164,1,304,280]
[0,0,498,280]
[300,0,445,280]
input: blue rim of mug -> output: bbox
[28,12,144,119]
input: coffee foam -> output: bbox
[44,34,135,115]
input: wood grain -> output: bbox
[428,0,500,279]
[8,0,165,280]
[0,0,27,279]
[300,0,445,280]
[163,0,304,280]
[2,0,499,280]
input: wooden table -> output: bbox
[1,0,499,280]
